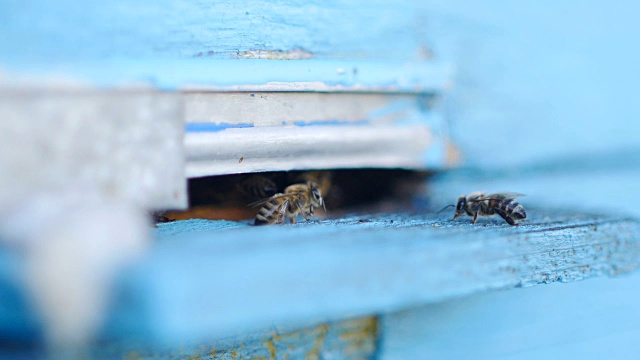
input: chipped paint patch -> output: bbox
[237,48,315,60]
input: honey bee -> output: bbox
[250,182,325,225]
[451,192,526,226]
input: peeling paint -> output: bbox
[237,49,315,60]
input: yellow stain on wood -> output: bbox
[264,337,277,360]
[124,351,142,360]
[197,317,377,359]
[305,323,329,360]
[339,317,378,356]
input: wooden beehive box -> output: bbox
[1,1,640,359]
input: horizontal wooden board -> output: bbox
[380,271,640,359]
[0,59,451,93]
[0,0,434,62]
[89,317,377,360]
[23,210,627,346]
[185,125,445,177]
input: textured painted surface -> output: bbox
[92,317,376,360]
[185,124,437,177]
[0,1,431,62]
[184,93,424,126]
[83,210,640,346]
[380,271,640,360]
[0,0,450,91]
[3,208,637,353]
[181,92,452,176]
[0,59,451,93]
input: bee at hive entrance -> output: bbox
[157,169,432,223]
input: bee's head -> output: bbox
[453,196,466,220]
[309,182,325,211]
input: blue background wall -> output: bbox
[419,1,640,167]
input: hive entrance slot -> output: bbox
[159,169,432,222]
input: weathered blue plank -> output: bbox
[91,317,377,360]
[0,0,430,62]
[3,209,638,350]
[0,1,451,91]
[380,271,640,359]
[102,212,640,346]
[0,58,451,92]
[417,0,640,167]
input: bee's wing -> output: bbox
[478,192,526,201]
[247,193,295,207]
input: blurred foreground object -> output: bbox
[0,90,186,349]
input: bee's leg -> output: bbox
[472,211,479,224]
[289,216,296,224]
[296,201,311,222]
[276,201,288,224]
[495,208,517,226]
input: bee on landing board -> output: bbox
[448,192,527,226]
[250,182,325,225]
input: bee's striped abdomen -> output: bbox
[501,199,526,220]
[254,198,287,225]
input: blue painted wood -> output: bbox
[95,213,640,344]
[380,271,640,359]
[2,1,640,358]
[0,58,451,92]
[0,1,449,91]
[3,0,639,167]
[416,0,640,167]
[0,0,431,63]
[4,210,637,356]
[89,317,377,360]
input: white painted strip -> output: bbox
[184,92,420,126]
[184,125,433,177]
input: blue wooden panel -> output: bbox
[0,0,430,62]
[380,271,640,359]
[0,0,448,91]
[90,317,377,360]
[83,214,640,344]
[3,210,638,356]
[416,0,640,167]
[0,59,451,92]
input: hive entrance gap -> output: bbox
[159,169,433,222]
